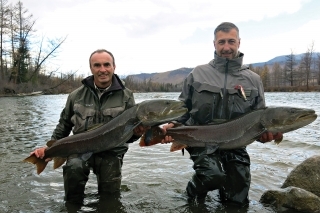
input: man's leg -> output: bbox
[63,155,90,204]
[93,151,124,193]
[219,148,251,206]
[186,147,226,202]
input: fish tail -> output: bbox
[139,126,164,146]
[23,154,48,175]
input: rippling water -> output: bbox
[0,92,319,213]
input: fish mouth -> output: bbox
[142,101,187,126]
[156,107,187,124]
[297,113,317,122]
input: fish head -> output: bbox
[136,99,187,126]
[261,107,317,133]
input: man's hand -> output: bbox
[133,125,150,137]
[259,132,283,143]
[30,147,52,162]
[161,123,175,144]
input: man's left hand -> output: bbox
[259,132,283,143]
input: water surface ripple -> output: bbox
[0,92,319,213]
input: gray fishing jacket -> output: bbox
[178,51,265,125]
[51,74,137,153]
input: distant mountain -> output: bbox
[251,52,319,67]
[127,67,193,84]
[126,53,319,84]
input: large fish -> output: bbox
[140,107,317,151]
[23,99,187,174]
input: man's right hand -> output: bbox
[161,123,175,144]
[30,147,52,162]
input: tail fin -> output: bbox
[23,154,48,175]
[140,126,164,146]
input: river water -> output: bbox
[0,92,319,213]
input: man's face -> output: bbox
[214,28,240,59]
[90,52,115,88]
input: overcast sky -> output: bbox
[8,0,320,76]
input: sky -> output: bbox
[7,0,320,77]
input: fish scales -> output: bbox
[167,109,265,149]
[23,99,188,174]
[45,106,139,158]
[140,106,317,151]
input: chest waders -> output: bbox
[185,59,251,206]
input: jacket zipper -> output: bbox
[219,59,229,119]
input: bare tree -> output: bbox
[260,64,270,87]
[271,62,282,87]
[284,49,297,86]
[0,0,9,80]
[316,53,320,85]
[300,41,315,90]
[27,35,67,82]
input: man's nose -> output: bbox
[99,65,108,71]
[222,43,232,50]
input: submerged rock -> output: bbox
[260,186,320,213]
[260,155,320,213]
[281,155,320,197]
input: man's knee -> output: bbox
[187,153,226,198]
[98,177,122,193]
[94,153,124,193]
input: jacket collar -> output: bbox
[209,51,245,73]
[82,74,125,92]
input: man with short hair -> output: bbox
[31,49,147,204]
[162,22,283,206]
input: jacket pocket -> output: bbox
[191,82,222,124]
[227,88,259,119]
[71,103,97,133]
[101,106,126,123]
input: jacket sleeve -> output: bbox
[256,77,266,109]
[175,72,194,124]
[51,94,74,140]
[125,90,141,143]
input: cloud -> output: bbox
[7,0,319,76]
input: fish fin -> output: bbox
[46,139,56,147]
[139,126,164,146]
[170,142,188,152]
[23,154,48,175]
[81,152,93,161]
[53,157,67,169]
[274,135,283,144]
[87,123,104,131]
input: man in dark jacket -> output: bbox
[31,49,147,204]
[162,22,283,206]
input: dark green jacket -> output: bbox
[178,51,265,125]
[51,74,136,153]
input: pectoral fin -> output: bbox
[274,135,283,144]
[53,157,67,169]
[170,142,188,152]
[80,152,93,161]
[140,126,164,146]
